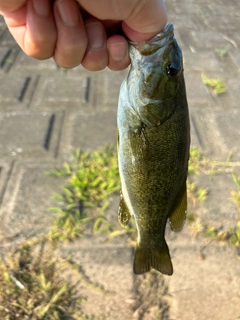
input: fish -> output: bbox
[117,23,190,275]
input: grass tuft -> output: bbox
[215,48,228,58]
[231,174,240,214]
[202,74,227,95]
[47,145,120,241]
[230,221,240,248]
[0,242,85,320]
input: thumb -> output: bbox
[122,0,167,42]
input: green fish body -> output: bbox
[117,23,190,275]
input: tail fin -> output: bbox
[133,241,173,275]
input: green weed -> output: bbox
[188,147,240,177]
[204,226,231,242]
[189,216,240,249]
[187,148,208,206]
[47,145,120,241]
[188,147,203,175]
[230,221,240,248]
[0,242,85,320]
[187,181,207,206]
[187,149,240,251]
[215,48,228,58]
[189,217,205,236]
[189,218,230,241]
[231,174,240,214]
[201,74,227,95]
[108,223,136,241]
[230,174,240,250]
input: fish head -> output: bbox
[128,23,186,127]
[129,23,183,102]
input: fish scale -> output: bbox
[117,23,190,275]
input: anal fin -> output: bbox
[169,187,187,232]
[118,190,131,227]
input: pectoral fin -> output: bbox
[169,188,187,232]
[118,190,131,227]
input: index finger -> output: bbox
[3,0,57,59]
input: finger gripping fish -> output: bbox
[117,23,190,275]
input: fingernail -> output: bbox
[33,0,50,17]
[85,22,105,49]
[57,0,79,27]
[109,42,127,61]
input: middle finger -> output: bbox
[53,0,88,68]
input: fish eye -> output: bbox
[166,63,180,77]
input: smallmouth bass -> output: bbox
[117,23,190,275]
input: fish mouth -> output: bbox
[129,23,174,56]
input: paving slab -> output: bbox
[169,231,240,320]
[184,71,212,103]
[0,73,30,107]
[0,111,64,158]
[95,69,127,109]
[192,170,240,226]
[0,47,10,68]
[59,238,134,320]
[59,110,118,155]
[0,160,62,245]
[31,73,97,110]
[191,107,240,160]
[0,160,13,205]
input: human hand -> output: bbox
[0,0,167,71]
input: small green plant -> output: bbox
[202,74,227,95]
[229,174,240,250]
[205,226,231,242]
[231,174,240,214]
[230,221,240,248]
[188,147,230,176]
[188,147,239,182]
[187,181,207,206]
[188,147,203,175]
[187,148,208,206]
[189,217,205,236]
[215,48,228,58]
[47,145,120,241]
[188,215,240,250]
[0,242,85,319]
